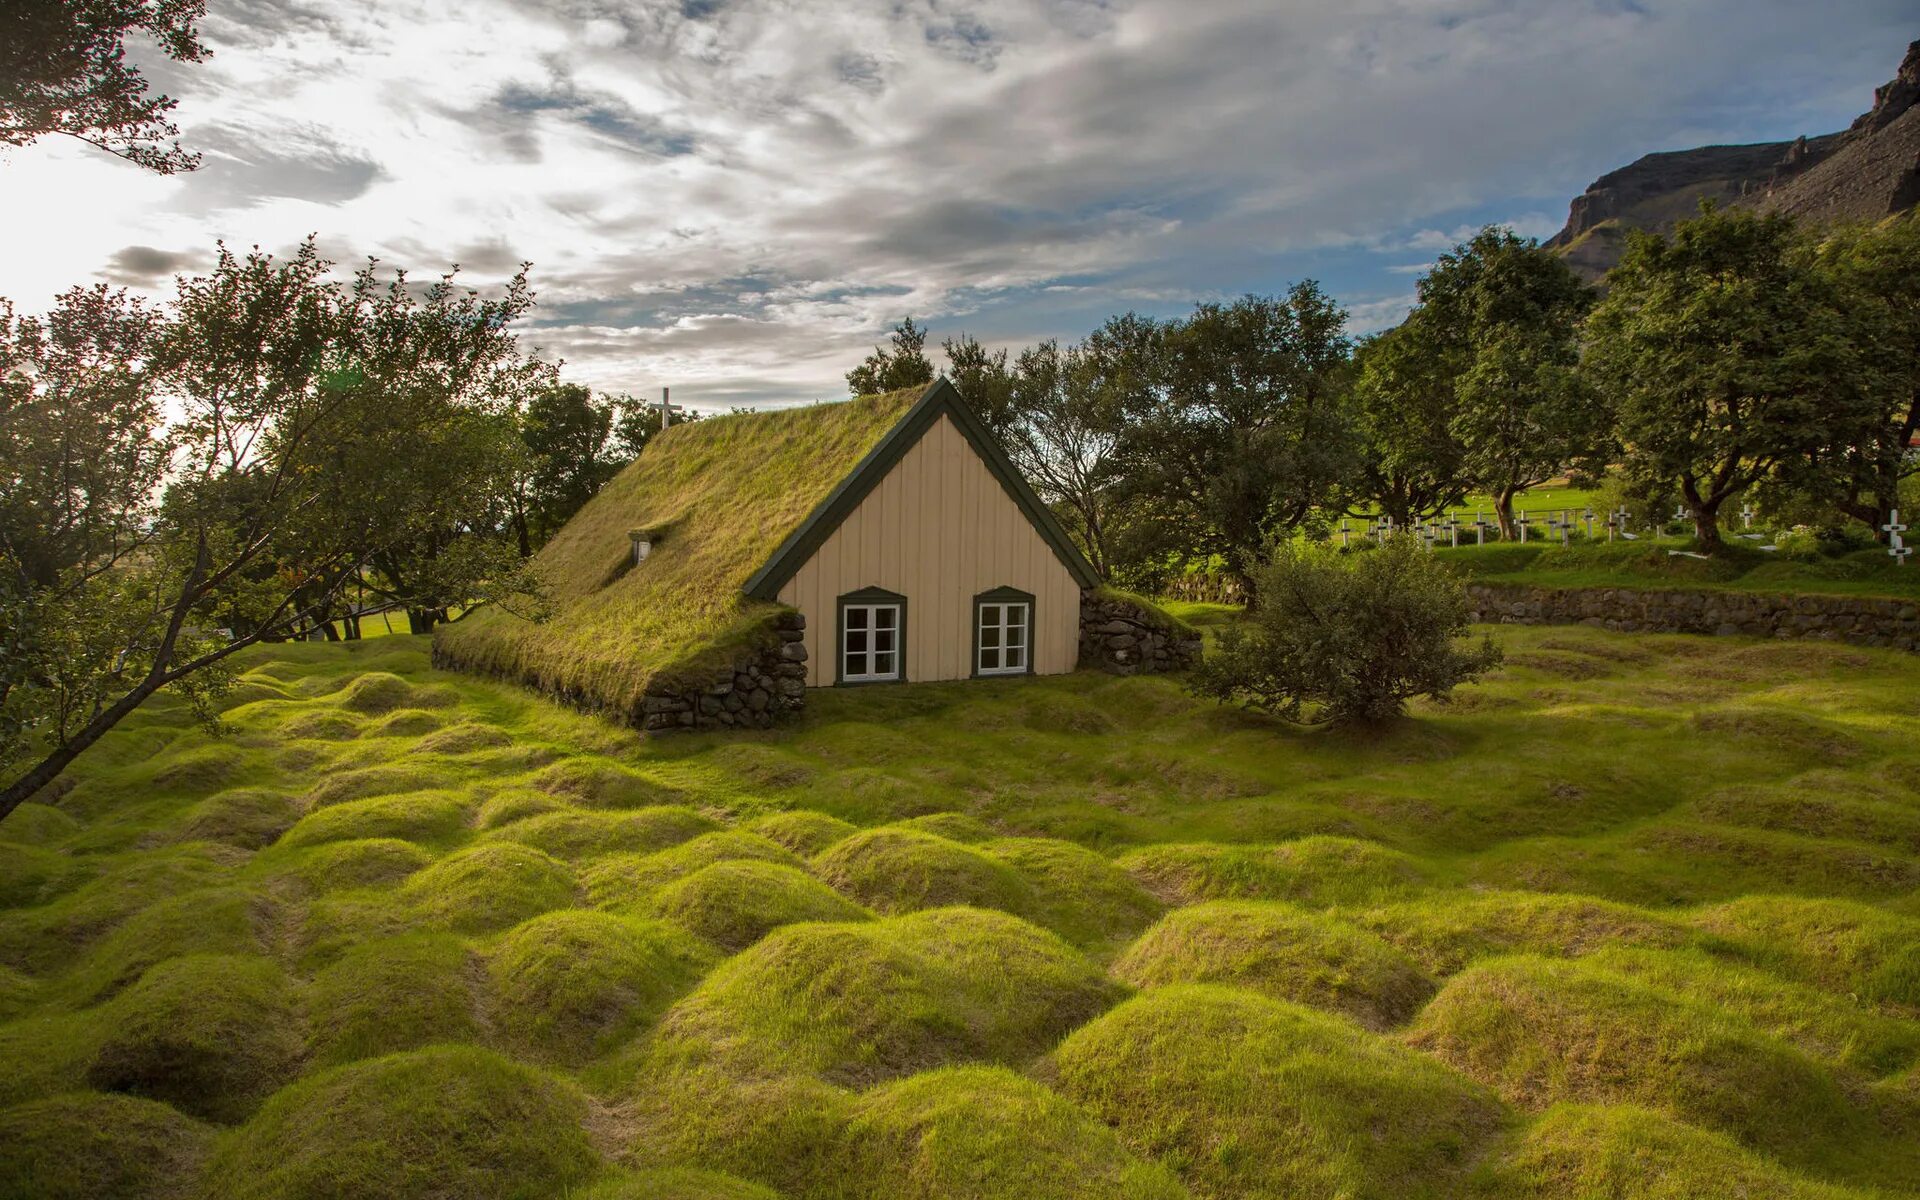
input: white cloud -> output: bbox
[0,0,1911,406]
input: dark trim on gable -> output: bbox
[742,379,1101,601]
[971,586,1036,679]
[834,586,907,686]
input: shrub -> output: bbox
[842,1065,1190,1199]
[1053,985,1504,1199]
[1191,535,1500,724]
[1113,901,1434,1029]
[487,910,713,1064]
[649,860,872,951]
[659,907,1118,1085]
[0,1091,213,1200]
[400,843,579,933]
[813,828,1038,917]
[87,954,305,1124]
[307,934,482,1067]
[203,1044,601,1200]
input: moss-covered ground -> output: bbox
[1,625,1916,1198]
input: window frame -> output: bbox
[835,587,908,686]
[972,586,1036,678]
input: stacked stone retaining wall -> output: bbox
[1079,591,1204,674]
[1466,583,1920,652]
[638,611,808,731]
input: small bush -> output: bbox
[1192,535,1500,724]
[1114,901,1434,1029]
[400,843,579,933]
[307,934,482,1067]
[842,1065,1190,1199]
[204,1044,601,1200]
[813,827,1038,917]
[0,1090,213,1200]
[487,910,713,1064]
[650,860,871,951]
[87,954,305,1124]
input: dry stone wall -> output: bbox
[639,611,808,732]
[1466,583,1920,652]
[1079,591,1203,674]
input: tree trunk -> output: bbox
[1494,485,1518,540]
[0,673,166,824]
[343,613,362,640]
[407,609,438,635]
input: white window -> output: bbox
[842,602,902,683]
[976,599,1030,675]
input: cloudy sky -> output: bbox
[2,1,1913,409]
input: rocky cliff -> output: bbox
[1547,40,1920,280]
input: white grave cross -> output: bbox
[1887,510,1912,567]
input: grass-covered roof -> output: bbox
[434,387,925,719]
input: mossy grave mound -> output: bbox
[263,837,434,894]
[842,1065,1190,1200]
[399,842,579,934]
[813,827,1037,918]
[1113,901,1434,1029]
[277,790,472,850]
[303,765,447,809]
[484,804,719,861]
[204,1044,601,1200]
[175,788,302,849]
[576,1168,782,1200]
[649,859,872,951]
[86,954,305,1124]
[749,809,857,856]
[1053,985,1504,1200]
[61,884,271,1005]
[532,758,683,809]
[982,837,1164,952]
[659,907,1118,1085]
[277,710,364,741]
[1116,836,1432,908]
[617,1057,855,1197]
[583,831,801,910]
[1354,890,1695,976]
[1694,895,1920,1009]
[307,934,482,1067]
[0,1090,213,1200]
[408,721,512,755]
[1404,955,1861,1169]
[333,671,424,714]
[487,909,714,1064]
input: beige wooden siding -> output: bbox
[777,413,1082,686]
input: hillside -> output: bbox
[2,628,1918,1199]
[1547,39,1920,279]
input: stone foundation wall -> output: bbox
[1466,583,1920,652]
[1079,591,1203,674]
[638,611,809,732]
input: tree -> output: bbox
[508,383,618,553]
[1585,205,1878,551]
[1347,325,1470,527]
[1,0,209,173]
[999,339,1126,578]
[941,332,1018,435]
[846,317,935,396]
[1123,287,1355,589]
[0,239,549,822]
[1191,536,1501,725]
[608,394,701,465]
[1804,213,1920,540]
[1413,228,1600,539]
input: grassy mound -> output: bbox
[335,671,421,714]
[531,758,682,809]
[0,1091,212,1200]
[204,1044,601,1200]
[842,1064,1190,1199]
[583,831,801,910]
[1493,1103,1874,1199]
[399,842,579,933]
[307,934,481,1067]
[1113,901,1434,1029]
[1693,896,1920,1008]
[484,805,719,860]
[750,809,857,856]
[263,838,433,893]
[409,722,511,755]
[659,907,1117,1085]
[61,884,270,1004]
[278,710,363,741]
[1052,985,1504,1199]
[0,842,86,909]
[981,837,1164,952]
[1354,890,1695,976]
[475,788,566,828]
[367,708,447,737]
[487,909,713,1064]
[892,811,997,843]
[576,1168,781,1199]
[649,860,872,951]
[0,801,82,845]
[176,788,302,849]
[1116,836,1432,908]
[87,954,304,1123]
[304,765,446,809]
[277,791,472,850]
[617,1057,855,1197]
[1405,955,1861,1168]
[813,828,1038,918]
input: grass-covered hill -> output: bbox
[2,626,1918,1199]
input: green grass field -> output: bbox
[2,626,1918,1199]
[1435,539,1920,600]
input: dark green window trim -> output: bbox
[972,586,1036,679]
[743,379,1100,602]
[835,586,907,686]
